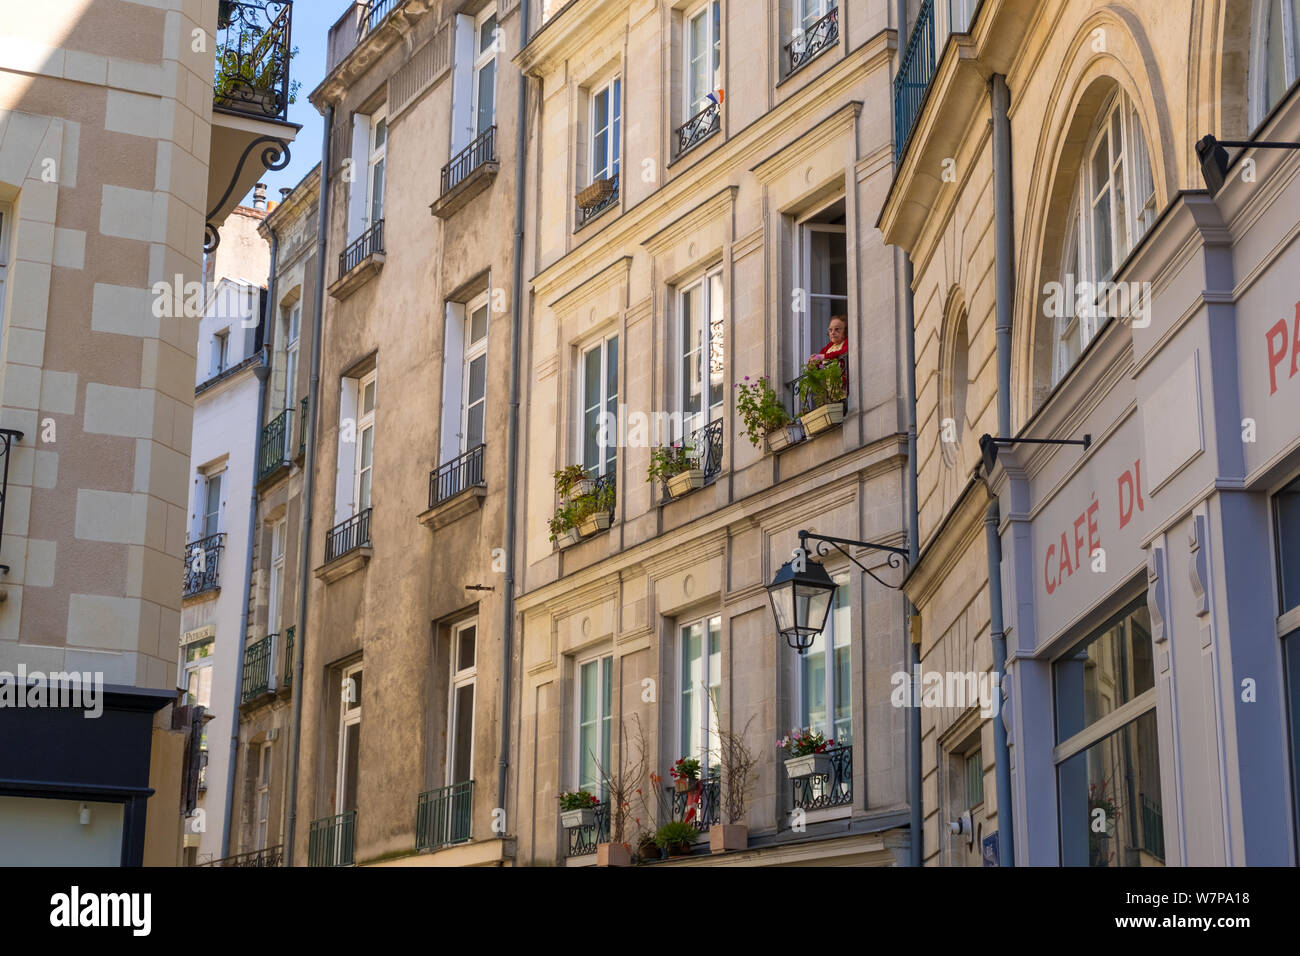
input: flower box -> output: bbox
[561,807,595,828]
[565,478,595,502]
[673,776,697,794]
[577,511,611,537]
[597,842,631,867]
[556,528,582,550]
[576,177,617,209]
[765,423,801,453]
[801,401,844,436]
[709,824,748,854]
[665,468,706,498]
[784,753,833,779]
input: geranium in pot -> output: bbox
[735,376,797,453]
[777,727,836,779]
[558,789,600,829]
[648,443,703,499]
[669,756,700,794]
[548,501,581,549]
[797,359,847,436]
[654,820,697,858]
[573,479,614,537]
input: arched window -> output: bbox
[1253,0,1300,127]
[940,304,969,467]
[1053,90,1156,385]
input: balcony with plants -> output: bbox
[648,419,725,504]
[783,355,848,442]
[548,467,615,550]
[575,172,620,230]
[779,728,852,814]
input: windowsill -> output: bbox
[430,161,499,219]
[418,484,486,531]
[314,544,373,583]
[777,38,840,88]
[328,252,385,301]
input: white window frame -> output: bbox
[677,615,722,774]
[678,267,725,440]
[354,370,377,514]
[336,662,363,815]
[268,518,286,638]
[256,743,272,850]
[367,108,387,230]
[793,0,837,50]
[574,653,613,796]
[447,620,478,786]
[181,636,214,709]
[684,1,722,121]
[212,328,231,376]
[578,334,619,478]
[794,570,852,744]
[460,293,490,455]
[200,470,225,540]
[283,303,301,412]
[793,211,848,380]
[472,7,499,139]
[1252,0,1300,128]
[589,77,622,185]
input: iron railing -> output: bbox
[1140,793,1164,861]
[258,408,293,483]
[298,397,308,458]
[893,0,937,163]
[308,810,356,867]
[339,220,384,278]
[564,801,610,857]
[577,173,619,228]
[593,473,616,520]
[429,444,486,508]
[183,533,226,597]
[786,5,839,76]
[693,418,724,481]
[241,634,274,702]
[200,844,283,867]
[784,354,850,419]
[790,743,853,812]
[214,1,294,122]
[362,0,403,37]
[416,781,473,851]
[325,507,372,562]
[442,125,497,195]
[0,428,20,574]
[281,625,295,691]
[676,101,721,156]
[670,775,721,831]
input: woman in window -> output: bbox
[810,314,849,395]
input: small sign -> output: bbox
[982,831,999,867]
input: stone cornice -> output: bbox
[514,0,632,76]
[640,186,737,257]
[545,255,632,313]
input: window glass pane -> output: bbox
[712,2,722,83]
[802,630,827,736]
[345,670,362,711]
[612,80,621,176]
[476,59,496,135]
[593,88,609,180]
[966,750,984,807]
[600,657,612,786]
[605,338,619,476]
[1276,475,1300,613]
[458,624,476,671]
[1057,709,1163,866]
[371,158,385,224]
[579,660,599,793]
[832,585,851,743]
[1129,108,1156,235]
[342,721,361,811]
[1268,1,1286,110]
[453,683,475,783]
[583,346,602,472]
[681,283,703,433]
[466,401,485,451]
[373,118,386,151]
[1054,604,1154,743]
[681,622,703,758]
[479,14,497,52]
[708,272,725,419]
[689,10,708,114]
[707,616,721,769]
[363,380,376,414]
[470,305,488,343]
[1091,189,1113,283]
[1111,112,1129,263]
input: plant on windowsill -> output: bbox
[777,727,836,779]
[214,27,301,115]
[654,820,697,858]
[548,500,581,549]
[708,696,757,854]
[558,789,600,829]
[796,359,847,437]
[576,176,617,210]
[669,756,701,794]
[573,478,614,537]
[554,464,593,502]
[648,443,703,499]
[735,375,797,452]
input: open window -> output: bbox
[451,6,498,156]
[575,654,612,798]
[447,620,477,787]
[281,302,301,413]
[333,365,377,537]
[579,334,618,478]
[198,469,225,540]
[677,268,724,441]
[268,518,286,639]
[791,200,848,381]
[678,2,722,155]
[678,615,722,774]
[577,76,622,228]
[255,743,273,850]
[336,663,363,817]
[439,291,490,467]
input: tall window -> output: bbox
[337,663,363,815]
[793,201,848,379]
[201,471,224,539]
[368,110,387,229]
[283,303,301,412]
[473,9,498,138]
[1275,475,1300,857]
[679,269,724,438]
[580,335,618,477]
[797,571,852,744]
[1054,600,1163,867]
[355,371,376,513]
[1255,0,1300,126]
[334,367,377,527]
[685,2,722,120]
[0,203,10,332]
[679,616,721,773]
[448,621,477,785]
[256,743,272,850]
[182,636,214,708]
[590,78,622,185]
[794,0,837,50]
[268,519,286,638]
[576,654,613,797]
[212,328,230,377]
[1055,92,1156,384]
[461,294,489,453]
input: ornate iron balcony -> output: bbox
[694,418,724,481]
[442,126,497,195]
[183,533,226,597]
[790,743,853,812]
[298,397,309,458]
[416,781,473,851]
[281,625,295,691]
[564,801,610,858]
[325,507,372,562]
[0,428,21,575]
[785,354,850,418]
[670,774,721,831]
[893,0,937,163]
[676,101,721,156]
[361,0,403,38]
[339,220,384,278]
[241,634,274,702]
[785,5,839,76]
[214,1,294,122]
[430,444,486,508]
[576,173,619,229]
[258,408,293,483]
[200,844,283,867]
[308,810,356,866]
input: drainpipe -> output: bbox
[900,251,922,867]
[220,279,273,860]
[988,73,1015,866]
[286,104,332,865]
[498,0,530,843]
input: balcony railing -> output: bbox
[308,810,356,867]
[416,781,473,851]
[183,533,225,597]
[893,0,937,163]
[362,0,403,37]
[258,408,293,483]
[199,845,283,867]
[670,775,721,831]
[676,101,721,156]
[298,397,308,458]
[564,801,610,858]
[429,444,486,508]
[339,220,384,278]
[693,418,724,481]
[442,126,497,195]
[784,354,850,420]
[0,428,20,574]
[593,473,616,520]
[325,508,372,562]
[785,5,839,76]
[214,1,293,122]
[576,173,619,229]
[790,743,853,812]
[281,625,295,691]
[241,634,274,702]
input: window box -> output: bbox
[556,528,582,550]
[566,478,595,502]
[561,806,595,829]
[577,511,611,537]
[708,823,748,854]
[576,176,617,209]
[801,401,845,437]
[784,753,832,779]
[666,468,706,499]
[765,422,803,453]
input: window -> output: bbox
[337,663,363,815]
[580,335,619,478]
[268,518,286,639]
[283,304,301,412]
[679,616,722,774]
[792,0,837,54]
[1054,600,1163,866]
[590,78,622,185]
[1255,0,1300,126]
[201,471,224,539]
[461,295,489,454]
[679,269,725,439]
[333,368,377,529]
[965,748,984,809]
[1054,92,1156,384]
[182,637,214,708]
[448,621,477,785]
[212,329,230,376]
[256,743,272,850]
[368,111,387,229]
[685,2,722,121]
[797,571,852,744]
[0,203,10,332]
[356,371,376,513]
[473,9,498,139]
[1276,476,1300,857]
[793,202,848,381]
[576,654,613,796]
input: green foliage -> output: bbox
[558,789,599,812]
[670,756,700,781]
[654,820,697,850]
[735,376,791,446]
[553,464,588,498]
[646,444,695,483]
[797,359,847,410]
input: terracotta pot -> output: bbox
[709,824,748,853]
[597,842,631,867]
[667,842,692,858]
[801,402,845,436]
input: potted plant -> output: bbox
[573,479,614,537]
[797,359,847,436]
[553,464,593,502]
[654,820,697,858]
[648,444,703,499]
[592,714,650,868]
[708,699,757,854]
[634,830,660,862]
[777,727,836,779]
[558,789,599,829]
[548,501,581,549]
[735,376,797,452]
[576,176,617,209]
[632,770,674,864]
[669,756,700,794]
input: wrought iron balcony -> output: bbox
[258,408,293,483]
[893,0,937,163]
[339,220,384,278]
[214,1,294,122]
[442,126,497,196]
[200,844,283,867]
[676,102,721,156]
[325,507,372,562]
[670,775,721,831]
[298,397,308,458]
[183,533,226,597]
[563,801,610,858]
[429,444,486,508]
[308,810,356,867]
[593,473,616,519]
[785,5,839,76]
[784,354,850,419]
[0,428,21,575]
[416,781,473,851]
[281,625,295,691]
[694,419,724,481]
[576,173,619,229]
[362,0,403,38]
[790,743,853,812]
[241,634,274,702]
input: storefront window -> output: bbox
[1275,474,1300,614]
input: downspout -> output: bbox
[286,104,332,865]
[988,73,1015,866]
[221,267,273,860]
[498,0,530,840]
